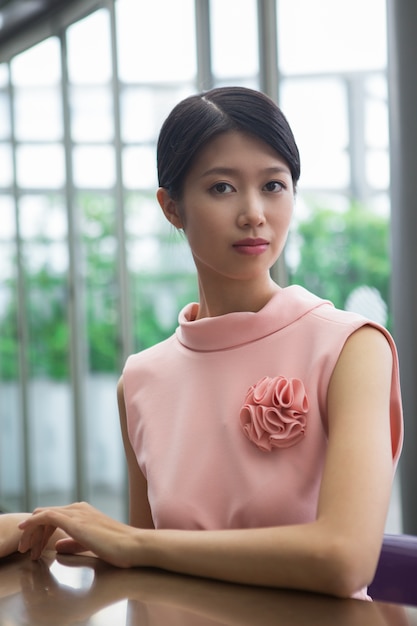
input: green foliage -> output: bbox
[288,201,391,326]
[132,274,197,353]
[0,192,197,380]
[0,308,19,380]
[82,193,120,373]
[26,269,70,379]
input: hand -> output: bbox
[0,513,29,559]
[18,502,141,567]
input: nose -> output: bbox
[237,193,266,228]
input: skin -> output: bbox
[9,131,395,598]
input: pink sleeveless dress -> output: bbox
[123,285,403,598]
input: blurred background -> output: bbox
[0,0,415,532]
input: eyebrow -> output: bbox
[200,166,291,178]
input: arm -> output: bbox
[17,327,395,597]
[117,376,154,529]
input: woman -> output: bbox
[4,87,403,599]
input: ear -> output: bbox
[156,188,184,229]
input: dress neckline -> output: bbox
[175,285,328,352]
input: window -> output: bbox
[0,0,394,524]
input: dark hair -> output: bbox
[157,86,300,200]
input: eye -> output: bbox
[211,182,234,194]
[263,180,285,192]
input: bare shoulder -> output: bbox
[339,324,392,361]
[332,325,392,386]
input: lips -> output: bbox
[234,238,269,247]
[233,238,269,255]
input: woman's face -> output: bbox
[161,130,295,288]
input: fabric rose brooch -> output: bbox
[240,376,309,452]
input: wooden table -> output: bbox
[0,551,416,625]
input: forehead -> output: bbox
[189,130,291,175]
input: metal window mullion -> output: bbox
[257,0,280,100]
[195,0,213,90]
[257,0,287,286]
[59,30,88,503]
[346,75,367,203]
[8,66,33,512]
[107,0,132,522]
[108,0,133,367]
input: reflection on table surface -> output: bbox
[0,551,416,626]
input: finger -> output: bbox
[18,526,37,553]
[19,512,64,556]
[31,524,56,560]
[29,525,45,560]
[19,509,68,532]
[55,538,88,555]
[19,524,46,558]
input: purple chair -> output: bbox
[368,534,417,606]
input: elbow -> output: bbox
[317,537,377,599]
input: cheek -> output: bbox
[183,205,222,235]
[271,205,293,228]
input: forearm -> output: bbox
[138,521,364,598]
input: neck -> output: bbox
[195,276,281,320]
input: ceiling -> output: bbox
[0,0,70,48]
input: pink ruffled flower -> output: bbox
[240,376,308,452]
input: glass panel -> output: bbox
[76,191,124,518]
[0,92,10,138]
[125,192,197,352]
[280,78,349,189]
[116,0,196,83]
[278,0,387,74]
[79,192,120,373]
[16,144,65,189]
[73,145,116,188]
[18,194,74,506]
[211,0,258,79]
[70,86,113,142]
[288,200,390,324]
[67,9,112,85]
[18,194,67,242]
[0,63,8,86]
[0,144,12,187]
[367,192,390,217]
[121,86,193,143]
[14,86,62,141]
[365,81,388,150]
[0,195,23,510]
[0,194,15,239]
[366,150,389,190]
[122,145,157,190]
[10,37,61,86]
